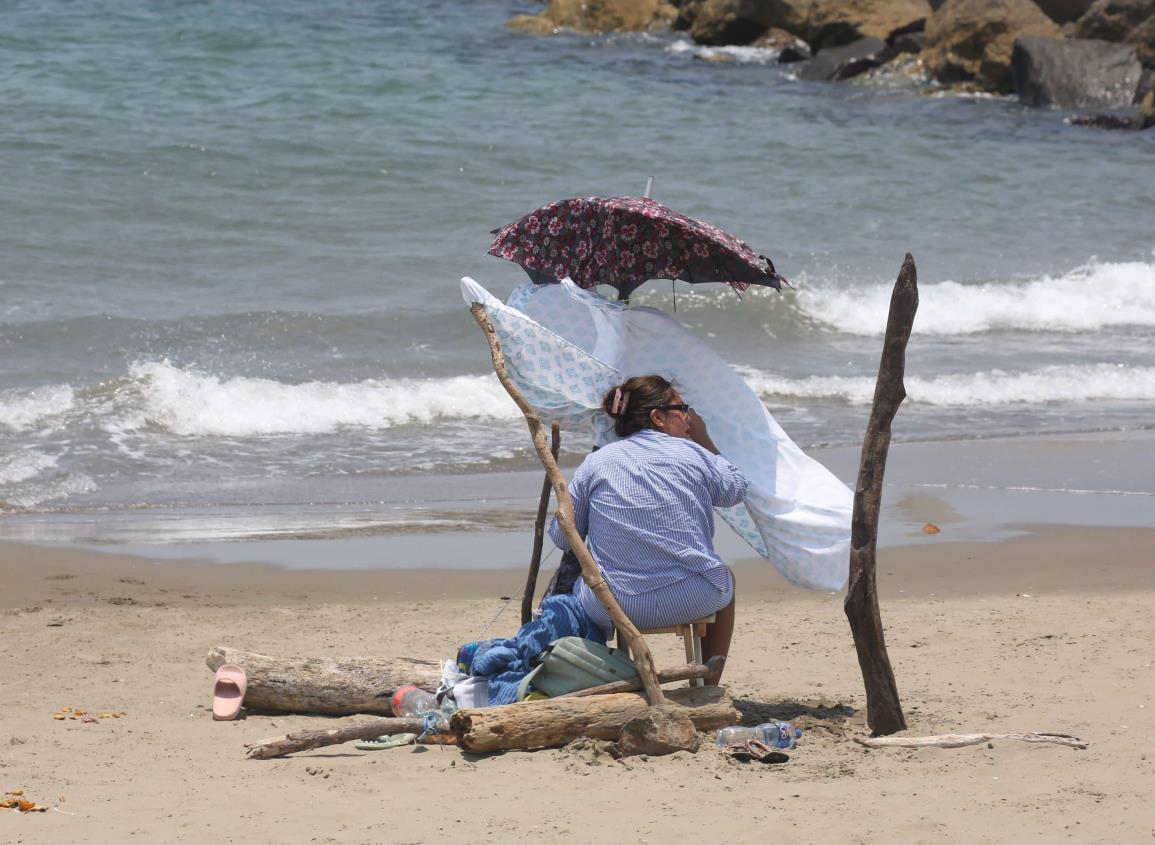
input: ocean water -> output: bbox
[2,0,1154,533]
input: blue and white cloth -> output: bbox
[461,276,853,592]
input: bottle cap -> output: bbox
[391,685,419,717]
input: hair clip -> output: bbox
[610,388,630,415]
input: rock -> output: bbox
[1069,109,1148,126]
[690,0,815,45]
[1128,13,1155,64]
[508,0,678,35]
[1034,0,1096,24]
[1073,0,1155,41]
[806,0,933,50]
[674,0,710,28]
[754,25,814,59]
[614,705,701,757]
[1012,36,1142,107]
[796,36,894,79]
[924,0,1062,92]
[891,30,928,51]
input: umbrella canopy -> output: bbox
[489,196,786,300]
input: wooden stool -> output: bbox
[616,615,716,687]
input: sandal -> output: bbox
[354,733,417,751]
[721,739,790,764]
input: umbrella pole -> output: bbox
[470,303,668,707]
[844,253,916,736]
[521,421,561,625]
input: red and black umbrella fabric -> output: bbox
[488,196,786,300]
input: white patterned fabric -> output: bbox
[461,277,853,592]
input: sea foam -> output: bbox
[118,360,522,437]
[799,260,1155,336]
[738,363,1155,406]
[0,385,75,430]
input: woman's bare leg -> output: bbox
[702,586,736,685]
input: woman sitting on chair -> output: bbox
[548,374,748,683]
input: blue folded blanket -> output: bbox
[469,593,606,705]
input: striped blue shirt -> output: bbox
[548,429,749,597]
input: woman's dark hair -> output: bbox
[602,375,676,438]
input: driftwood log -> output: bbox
[522,421,561,624]
[206,646,440,716]
[844,254,917,736]
[470,303,667,707]
[246,717,427,759]
[854,732,1087,750]
[451,685,736,753]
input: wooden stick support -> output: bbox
[844,254,917,736]
[470,303,667,706]
[522,421,560,624]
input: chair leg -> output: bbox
[691,625,707,687]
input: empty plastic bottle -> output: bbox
[391,685,454,741]
[715,722,802,749]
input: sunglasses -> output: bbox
[656,403,690,414]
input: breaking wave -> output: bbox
[738,363,1155,406]
[112,360,522,437]
[0,385,75,430]
[798,260,1155,336]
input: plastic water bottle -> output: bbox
[391,685,438,718]
[715,722,802,749]
[391,685,455,743]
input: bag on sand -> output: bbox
[516,636,638,700]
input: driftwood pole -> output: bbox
[470,303,667,706]
[522,421,561,624]
[845,253,917,736]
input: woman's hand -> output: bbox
[687,408,720,455]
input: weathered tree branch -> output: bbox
[844,253,917,736]
[452,685,735,752]
[206,646,440,716]
[470,303,666,706]
[246,717,427,759]
[854,732,1087,750]
[523,421,561,624]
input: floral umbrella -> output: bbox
[488,196,786,300]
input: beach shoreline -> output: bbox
[2,520,1153,843]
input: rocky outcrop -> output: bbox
[689,0,815,44]
[924,0,1062,91]
[1073,0,1155,40]
[754,26,814,59]
[805,0,933,49]
[1126,13,1155,64]
[1012,36,1142,106]
[796,35,894,77]
[509,0,678,35]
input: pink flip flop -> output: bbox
[212,664,247,721]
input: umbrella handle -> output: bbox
[643,176,653,199]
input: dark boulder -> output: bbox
[690,0,815,45]
[1034,0,1096,24]
[890,30,928,51]
[924,0,1062,92]
[796,36,894,79]
[1012,36,1142,107]
[1073,0,1155,41]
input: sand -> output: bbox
[2,523,1154,844]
